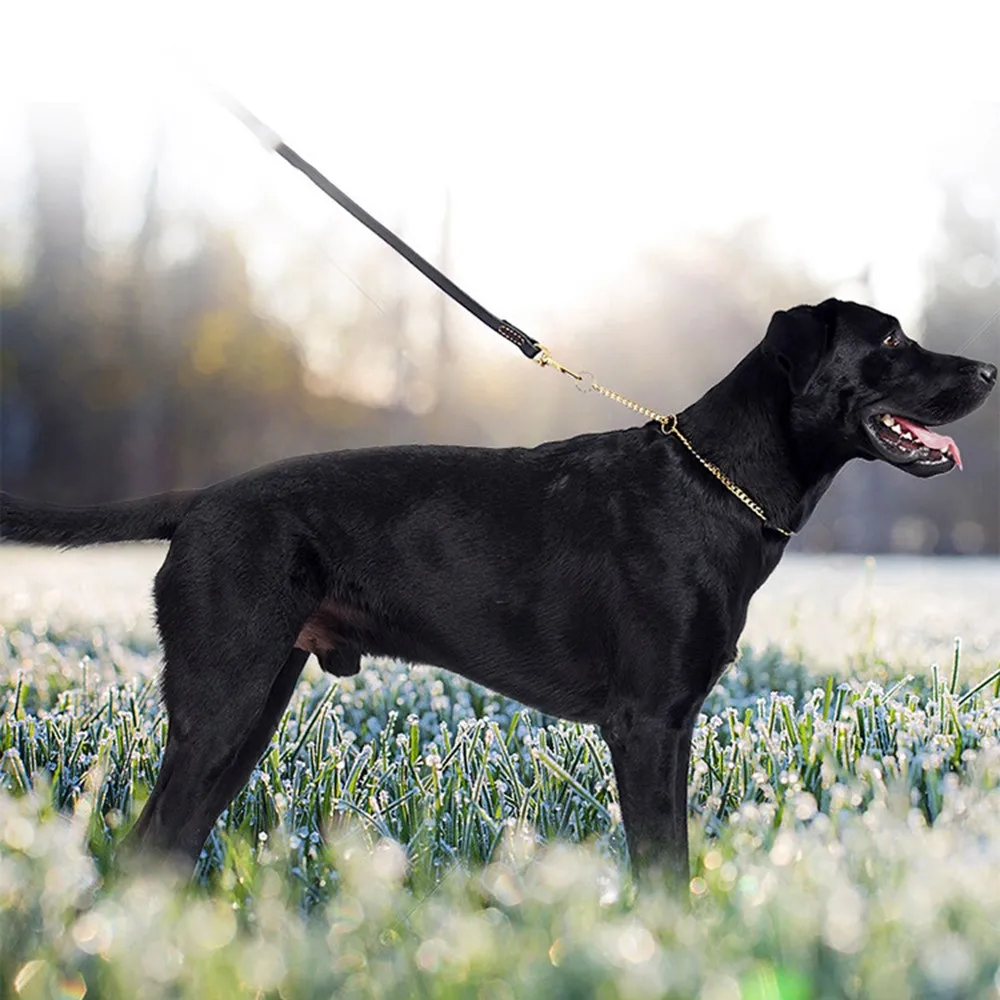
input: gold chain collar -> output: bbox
[534,346,794,538]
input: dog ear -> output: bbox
[762,303,835,394]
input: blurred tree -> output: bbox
[0,106,400,503]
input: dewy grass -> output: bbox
[4,602,1000,996]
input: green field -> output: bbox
[2,549,1000,999]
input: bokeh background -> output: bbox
[2,4,998,554]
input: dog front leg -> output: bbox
[602,711,697,890]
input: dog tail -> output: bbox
[0,490,199,548]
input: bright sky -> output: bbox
[3,1,999,343]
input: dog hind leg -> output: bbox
[127,644,309,863]
[127,528,324,866]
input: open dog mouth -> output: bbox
[864,412,962,470]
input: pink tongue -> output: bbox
[894,416,963,469]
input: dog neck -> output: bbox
[676,345,846,535]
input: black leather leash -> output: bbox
[219,93,542,361]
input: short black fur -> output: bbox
[1,300,995,883]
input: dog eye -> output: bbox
[882,331,903,348]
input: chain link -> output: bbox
[534,346,793,538]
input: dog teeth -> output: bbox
[881,415,893,426]
[901,431,913,441]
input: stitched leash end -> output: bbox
[498,321,543,359]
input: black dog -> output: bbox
[2,299,995,884]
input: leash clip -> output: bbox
[534,345,591,388]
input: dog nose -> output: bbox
[979,363,998,387]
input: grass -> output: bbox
[3,561,1000,998]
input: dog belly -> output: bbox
[413,647,611,724]
[471,670,608,723]
[294,592,610,721]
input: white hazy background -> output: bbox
[4,2,999,336]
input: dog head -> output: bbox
[762,298,997,477]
